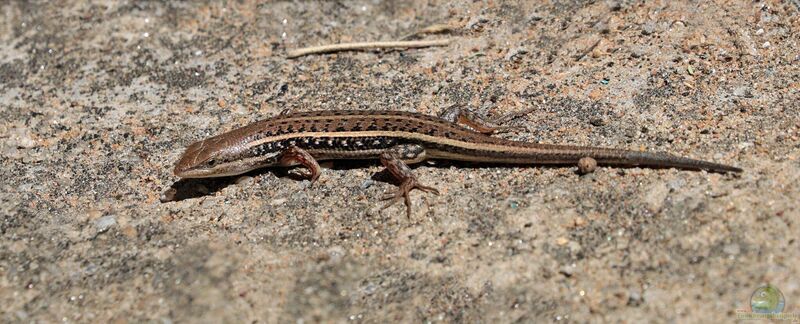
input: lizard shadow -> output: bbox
[162,168,292,203]
[161,160,578,203]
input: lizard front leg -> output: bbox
[379,144,439,218]
[278,145,322,184]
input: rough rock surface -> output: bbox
[1,1,798,322]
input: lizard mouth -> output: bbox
[173,165,238,179]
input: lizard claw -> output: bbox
[380,178,439,218]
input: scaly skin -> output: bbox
[173,110,742,216]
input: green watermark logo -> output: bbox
[752,285,786,314]
[737,285,798,321]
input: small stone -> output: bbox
[95,215,117,233]
[667,179,686,191]
[360,179,374,189]
[594,20,610,34]
[588,88,604,101]
[641,22,656,35]
[3,146,22,159]
[505,47,529,61]
[573,217,586,227]
[607,17,622,32]
[567,241,582,254]
[327,246,345,263]
[628,291,643,306]
[362,283,377,295]
[8,126,37,148]
[733,86,753,98]
[643,183,669,213]
[556,237,569,246]
[589,117,606,126]
[467,16,490,30]
[15,310,28,320]
[682,31,706,51]
[631,47,645,58]
[577,157,597,175]
[590,39,611,58]
[723,243,740,256]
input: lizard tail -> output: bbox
[594,150,742,173]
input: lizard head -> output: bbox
[173,134,260,178]
[173,136,231,178]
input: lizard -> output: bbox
[173,109,741,217]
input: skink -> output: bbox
[173,109,741,216]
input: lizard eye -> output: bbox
[207,159,217,167]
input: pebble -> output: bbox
[589,117,606,126]
[8,126,36,148]
[559,265,575,277]
[362,283,377,295]
[467,16,490,30]
[15,311,28,320]
[723,243,740,256]
[298,180,312,189]
[643,183,669,213]
[505,47,529,61]
[641,22,656,35]
[572,217,586,227]
[327,246,345,263]
[733,86,753,98]
[360,179,374,189]
[628,291,643,306]
[631,47,645,58]
[556,237,569,246]
[95,215,117,233]
[667,179,686,191]
[567,241,582,254]
[577,157,597,175]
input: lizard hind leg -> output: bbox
[439,105,525,135]
[378,144,439,218]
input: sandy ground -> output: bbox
[1,0,798,322]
